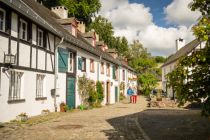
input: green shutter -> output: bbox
[113,66,116,79]
[78,57,82,70]
[58,48,68,72]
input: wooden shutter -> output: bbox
[58,47,68,72]
[78,57,82,70]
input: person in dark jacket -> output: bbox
[127,86,134,103]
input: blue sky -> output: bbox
[99,0,200,56]
[129,0,173,27]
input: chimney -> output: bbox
[176,38,185,51]
[77,21,86,33]
[106,49,118,58]
[51,6,68,19]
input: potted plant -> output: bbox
[16,113,28,122]
[60,102,66,112]
[41,109,50,115]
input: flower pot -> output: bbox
[60,103,66,112]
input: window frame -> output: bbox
[81,57,86,72]
[90,59,95,73]
[8,71,24,101]
[101,62,104,74]
[0,8,6,32]
[19,19,28,40]
[37,28,44,47]
[68,52,74,73]
[122,69,125,81]
[106,63,110,76]
[36,74,45,98]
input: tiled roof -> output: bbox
[162,39,200,67]
[1,0,135,72]
[56,17,78,25]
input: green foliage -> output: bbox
[42,0,101,25]
[78,75,93,106]
[127,40,160,95]
[96,81,104,103]
[139,73,158,95]
[60,0,101,25]
[155,56,166,63]
[167,0,210,117]
[88,16,129,57]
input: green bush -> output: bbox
[96,81,104,103]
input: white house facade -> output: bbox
[0,0,137,122]
[162,39,202,99]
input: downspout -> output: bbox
[54,37,64,112]
[97,56,102,81]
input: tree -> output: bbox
[42,0,101,25]
[155,56,166,63]
[60,0,101,25]
[41,0,60,8]
[128,40,159,95]
[88,16,114,46]
[167,0,210,116]
[88,16,129,57]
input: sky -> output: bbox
[98,0,201,56]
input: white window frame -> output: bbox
[90,59,94,72]
[19,19,28,40]
[36,74,45,98]
[9,71,24,101]
[0,8,6,32]
[37,28,44,47]
[68,52,74,73]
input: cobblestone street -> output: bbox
[0,96,148,140]
[1,96,210,140]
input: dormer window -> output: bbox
[19,19,28,40]
[0,8,5,32]
[37,28,43,47]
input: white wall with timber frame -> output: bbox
[0,4,58,122]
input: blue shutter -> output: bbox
[78,57,82,70]
[113,66,116,79]
[58,48,68,72]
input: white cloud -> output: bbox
[99,0,199,56]
[105,3,153,30]
[164,0,200,26]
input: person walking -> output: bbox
[132,86,137,104]
[127,86,134,103]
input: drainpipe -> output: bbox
[54,37,64,112]
[97,56,102,81]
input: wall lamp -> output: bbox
[3,53,16,72]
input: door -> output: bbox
[115,86,118,102]
[106,81,110,104]
[67,77,75,109]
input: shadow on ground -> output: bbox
[103,109,210,140]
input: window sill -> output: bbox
[8,99,26,104]
[35,97,47,101]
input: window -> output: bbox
[19,19,28,40]
[78,57,86,72]
[101,62,104,74]
[90,59,94,72]
[9,71,23,101]
[36,74,45,98]
[122,70,125,81]
[68,52,74,73]
[0,8,5,32]
[37,28,44,47]
[106,63,110,76]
